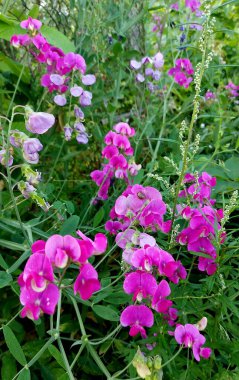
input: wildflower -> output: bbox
[0,149,13,166]
[54,94,67,106]
[185,0,201,13]
[26,111,55,134]
[123,271,157,301]
[120,305,154,338]
[74,263,101,300]
[45,234,81,268]
[20,283,59,320]
[22,138,43,164]
[20,17,42,32]
[174,323,211,361]
[151,280,173,313]
[205,90,216,100]
[168,58,194,88]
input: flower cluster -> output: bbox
[205,90,216,101]
[151,15,164,37]
[225,81,239,102]
[130,52,164,92]
[18,231,107,319]
[91,122,141,200]
[171,1,201,13]
[176,172,225,275]
[105,185,187,338]
[168,58,194,88]
[11,17,95,144]
[174,321,211,362]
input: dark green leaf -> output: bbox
[59,215,80,235]
[0,271,12,288]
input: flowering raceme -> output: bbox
[103,184,187,338]
[18,231,107,320]
[130,52,164,92]
[176,172,225,275]
[11,17,95,145]
[91,122,141,200]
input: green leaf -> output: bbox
[93,207,105,228]
[0,19,23,41]
[28,5,39,18]
[3,326,27,366]
[0,52,30,83]
[225,157,239,180]
[41,26,75,53]
[92,305,120,321]
[1,353,17,380]
[0,271,12,288]
[48,345,66,370]
[0,239,26,251]
[59,215,80,235]
[17,368,31,380]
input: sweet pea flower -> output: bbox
[22,138,43,164]
[185,0,201,12]
[26,111,55,134]
[54,94,67,106]
[20,17,42,31]
[20,283,59,320]
[74,263,101,300]
[45,234,81,268]
[153,52,164,69]
[151,280,173,313]
[120,305,154,338]
[0,149,13,167]
[130,60,142,70]
[18,253,54,292]
[82,74,96,85]
[123,271,157,301]
[77,230,107,255]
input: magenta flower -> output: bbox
[20,17,42,31]
[20,283,59,320]
[26,112,55,134]
[120,305,154,338]
[175,323,212,361]
[151,280,173,313]
[123,271,157,301]
[74,263,101,300]
[185,0,201,12]
[175,323,200,347]
[45,234,81,268]
[77,230,107,256]
[168,59,194,88]
[18,253,54,292]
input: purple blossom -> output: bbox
[22,138,43,164]
[80,91,92,106]
[81,74,96,85]
[130,60,142,70]
[54,94,67,106]
[136,73,145,83]
[0,149,13,166]
[50,74,64,85]
[26,112,55,134]
[70,86,84,97]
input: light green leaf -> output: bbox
[41,26,75,53]
[3,326,27,366]
[92,305,120,321]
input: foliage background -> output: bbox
[0,0,239,379]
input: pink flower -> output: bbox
[20,283,59,320]
[18,253,54,292]
[152,280,173,313]
[185,0,201,12]
[123,271,157,301]
[74,263,101,300]
[26,112,55,134]
[153,52,164,69]
[20,17,42,31]
[45,234,81,268]
[175,323,212,361]
[120,305,154,338]
[77,230,107,255]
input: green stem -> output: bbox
[57,338,75,380]
[160,346,183,369]
[12,337,55,380]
